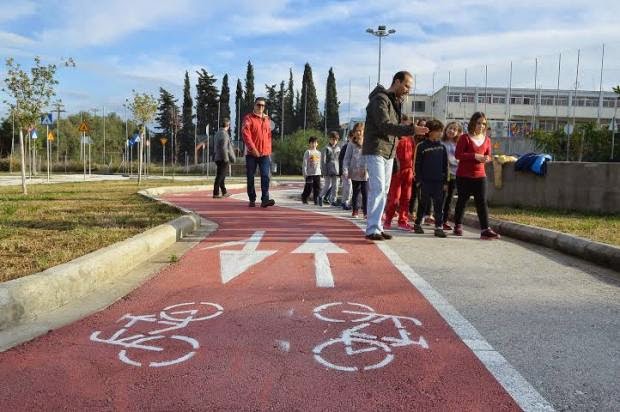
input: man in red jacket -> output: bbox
[242,97,275,208]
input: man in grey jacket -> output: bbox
[213,118,236,198]
[363,71,428,241]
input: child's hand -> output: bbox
[485,155,493,163]
[474,153,486,162]
[443,184,448,192]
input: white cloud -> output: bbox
[0,1,36,23]
[37,0,197,48]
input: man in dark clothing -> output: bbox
[213,118,236,198]
[362,71,429,241]
[338,133,351,210]
[413,119,449,237]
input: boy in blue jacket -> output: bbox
[413,119,449,238]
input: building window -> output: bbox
[412,101,426,112]
[448,93,460,103]
[522,95,536,105]
[477,95,491,104]
[603,97,618,108]
[491,95,506,104]
[556,96,569,106]
[461,93,475,103]
[574,96,599,107]
[540,96,555,105]
[510,95,523,105]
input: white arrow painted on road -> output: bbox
[206,231,277,284]
[292,233,347,288]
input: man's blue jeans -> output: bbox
[246,155,271,202]
[365,155,394,235]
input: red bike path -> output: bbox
[0,190,521,411]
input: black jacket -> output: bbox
[414,139,448,184]
[338,142,348,176]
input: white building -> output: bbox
[405,86,619,138]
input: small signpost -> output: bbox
[79,122,90,180]
[41,114,54,183]
[160,138,168,176]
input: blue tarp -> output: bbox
[514,153,553,176]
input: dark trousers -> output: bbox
[351,180,368,214]
[409,177,431,217]
[442,178,456,222]
[302,175,321,203]
[246,155,271,202]
[214,161,228,196]
[415,181,445,227]
[454,177,489,229]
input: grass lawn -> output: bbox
[0,179,244,283]
[483,206,620,247]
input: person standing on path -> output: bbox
[339,131,352,210]
[384,114,415,231]
[242,97,275,208]
[452,111,500,239]
[412,119,449,238]
[301,136,322,204]
[318,132,341,207]
[363,71,429,241]
[213,118,236,198]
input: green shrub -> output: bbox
[273,129,326,175]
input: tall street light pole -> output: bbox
[366,25,396,85]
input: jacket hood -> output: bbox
[368,85,388,100]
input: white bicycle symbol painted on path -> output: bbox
[90,302,223,368]
[312,302,429,372]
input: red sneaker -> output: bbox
[352,210,359,218]
[384,221,392,230]
[423,216,435,225]
[398,223,413,232]
[480,228,501,240]
[453,224,463,236]
[442,223,453,231]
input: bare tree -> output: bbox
[128,91,157,185]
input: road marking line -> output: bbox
[265,188,555,412]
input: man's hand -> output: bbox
[249,148,260,157]
[414,125,429,136]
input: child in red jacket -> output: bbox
[453,112,500,240]
[384,115,415,231]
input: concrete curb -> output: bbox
[463,213,620,272]
[0,187,215,331]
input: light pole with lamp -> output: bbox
[366,25,396,85]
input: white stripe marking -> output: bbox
[265,188,555,412]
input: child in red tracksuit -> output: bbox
[384,115,415,231]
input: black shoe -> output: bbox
[261,199,275,208]
[380,232,393,240]
[434,228,447,238]
[365,233,384,241]
[413,224,424,234]
[302,198,308,204]
[249,201,256,207]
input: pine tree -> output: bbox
[234,78,243,142]
[155,88,178,162]
[283,69,296,135]
[299,63,320,130]
[242,61,255,117]
[179,71,195,163]
[294,90,301,130]
[220,74,231,126]
[264,82,284,139]
[325,67,340,132]
[195,69,219,137]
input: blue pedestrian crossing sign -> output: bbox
[40,113,53,125]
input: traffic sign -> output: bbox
[160,138,168,145]
[31,130,38,140]
[81,135,92,145]
[40,113,53,125]
[79,122,90,133]
[47,131,55,141]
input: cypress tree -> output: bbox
[155,88,178,162]
[220,74,231,127]
[325,67,340,132]
[294,90,301,130]
[234,78,243,142]
[283,69,295,135]
[243,61,255,117]
[180,71,195,162]
[299,63,320,130]
[195,69,219,136]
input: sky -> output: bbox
[1,0,619,122]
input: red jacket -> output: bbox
[242,112,272,156]
[455,133,491,178]
[396,136,415,170]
